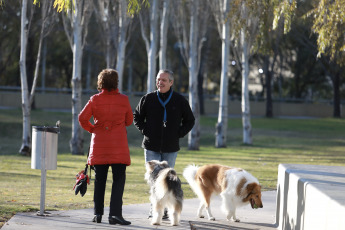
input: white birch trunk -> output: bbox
[215,0,230,148]
[241,29,252,145]
[146,0,158,93]
[97,1,112,68]
[30,15,46,106]
[70,5,84,155]
[19,0,31,155]
[116,0,128,93]
[188,0,200,150]
[159,0,170,70]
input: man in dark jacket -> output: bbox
[134,69,195,167]
[133,69,195,218]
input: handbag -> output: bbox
[73,163,90,197]
[73,147,92,197]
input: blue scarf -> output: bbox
[157,89,173,127]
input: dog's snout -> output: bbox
[260,204,263,208]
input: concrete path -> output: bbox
[2,190,277,230]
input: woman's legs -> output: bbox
[109,164,126,217]
[93,164,109,215]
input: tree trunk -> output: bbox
[188,0,200,150]
[116,0,128,93]
[215,0,230,148]
[241,29,252,145]
[30,17,46,106]
[146,0,158,93]
[70,9,84,155]
[159,0,170,70]
[41,39,47,93]
[19,0,31,156]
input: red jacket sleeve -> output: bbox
[78,99,95,133]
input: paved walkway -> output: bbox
[2,191,277,230]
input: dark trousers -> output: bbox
[93,164,126,216]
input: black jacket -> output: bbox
[133,89,195,152]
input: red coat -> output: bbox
[78,89,133,166]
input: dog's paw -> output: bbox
[198,215,204,218]
[208,217,216,221]
[170,222,179,226]
[151,221,161,225]
[234,218,240,222]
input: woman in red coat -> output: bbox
[79,69,133,225]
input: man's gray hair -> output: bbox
[157,69,174,81]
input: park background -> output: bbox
[0,0,345,228]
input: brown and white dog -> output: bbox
[183,164,263,222]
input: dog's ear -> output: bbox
[146,160,158,171]
[242,182,257,202]
[246,183,257,194]
[161,161,169,167]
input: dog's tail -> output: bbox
[154,168,180,200]
[183,165,200,195]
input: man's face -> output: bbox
[156,73,173,93]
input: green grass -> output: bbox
[1,108,345,227]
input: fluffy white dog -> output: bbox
[145,160,183,226]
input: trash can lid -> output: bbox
[33,126,60,134]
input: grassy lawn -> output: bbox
[1,108,345,227]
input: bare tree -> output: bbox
[94,0,133,92]
[19,0,57,155]
[116,0,133,92]
[94,0,117,68]
[139,0,159,93]
[60,0,93,155]
[159,0,170,69]
[172,0,210,150]
[19,0,30,155]
[241,26,252,144]
[208,0,231,148]
[31,1,58,104]
[230,2,263,145]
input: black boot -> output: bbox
[92,215,102,223]
[162,209,169,220]
[109,216,131,225]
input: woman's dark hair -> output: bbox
[97,69,119,92]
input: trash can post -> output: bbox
[40,130,47,216]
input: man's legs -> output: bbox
[161,152,177,168]
[144,149,178,168]
[144,149,161,163]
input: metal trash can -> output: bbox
[31,125,60,170]
[31,122,60,216]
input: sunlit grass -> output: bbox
[1,108,345,227]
